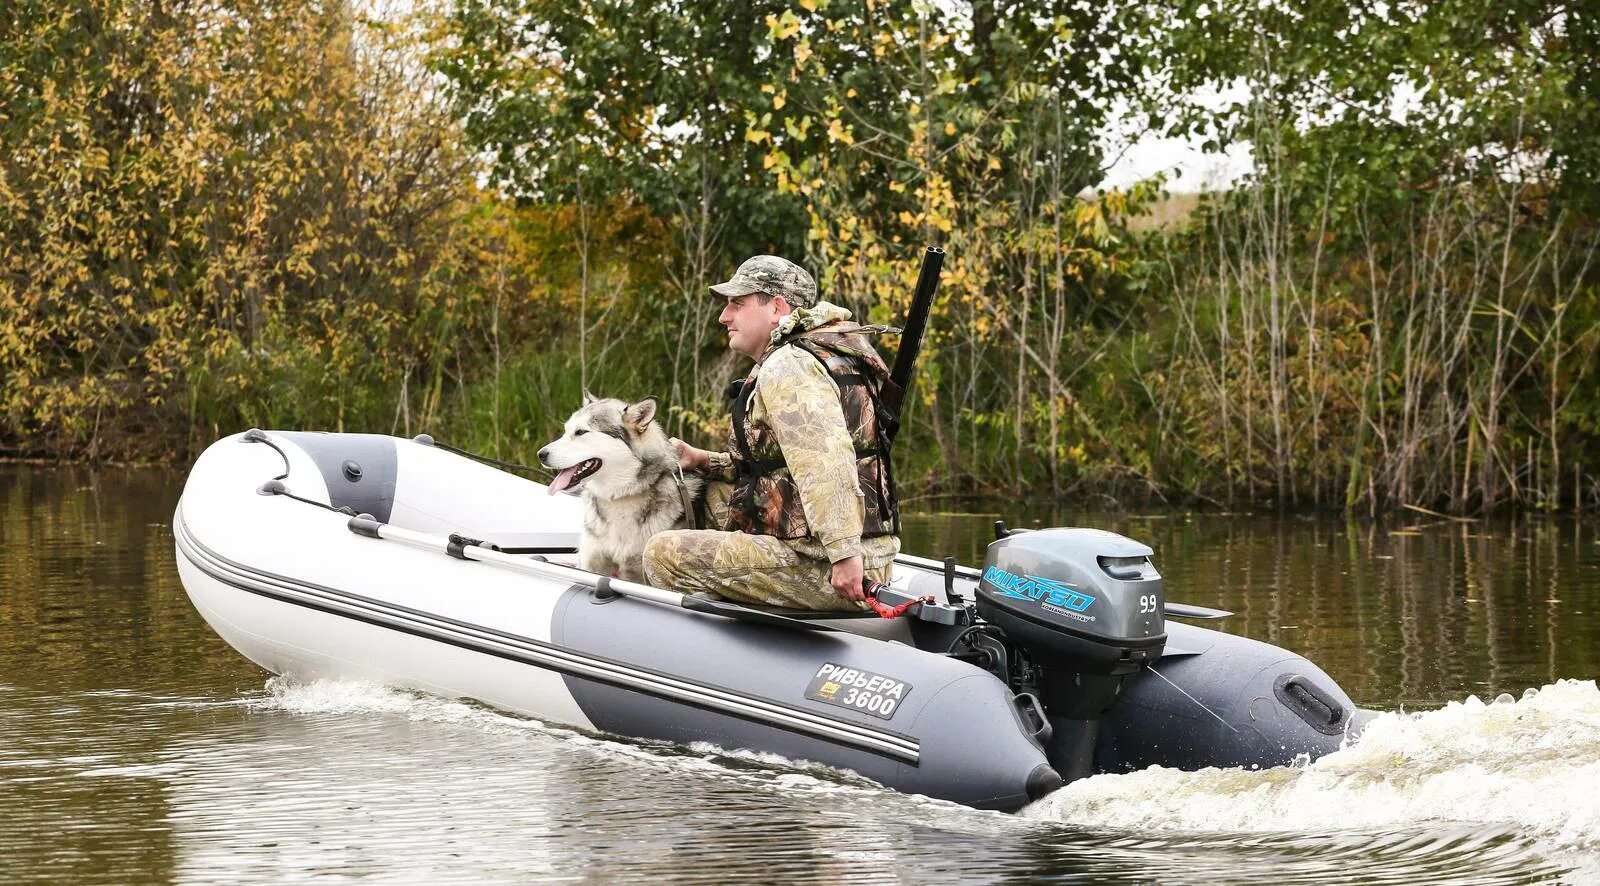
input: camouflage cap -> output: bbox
[710,255,817,308]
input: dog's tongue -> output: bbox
[547,466,581,495]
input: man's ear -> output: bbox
[582,389,597,406]
[623,397,658,431]
[771,296,794,319]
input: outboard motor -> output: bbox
[976,528,1166,781]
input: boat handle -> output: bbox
[1013,692,1052,746]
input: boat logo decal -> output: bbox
[982,566,1096,613]
[806,663,911,720]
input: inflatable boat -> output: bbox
[174,430,1363,811]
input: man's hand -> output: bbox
[829,555,866,602]
[669,437,710,472]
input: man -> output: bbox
[643,255,900,610]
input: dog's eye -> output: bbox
[573,429,587,436]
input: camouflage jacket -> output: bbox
[706,303,900,565]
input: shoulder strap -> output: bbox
[729,375,757,473]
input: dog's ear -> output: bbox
[623,397,658,431]
[582,388,598,406]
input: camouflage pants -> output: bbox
[642,529,892,611]
[644,482,890,612]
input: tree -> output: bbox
[0,0,498,458]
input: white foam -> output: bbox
[255,675,428,716]
[252,675,560,735]
[1023,679,1600,860]
[249,677,951,812]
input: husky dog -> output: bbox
[537,394,702,582]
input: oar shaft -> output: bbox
[895,551,982,580]
[351,517,685,607]
[1162,601,1233,620]
[353,518,952,630]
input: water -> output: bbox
[3,465,1599,883]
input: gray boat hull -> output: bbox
[174,430,1364,813]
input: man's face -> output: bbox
[719,293,790,359]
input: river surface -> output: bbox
[3,464,1599,883]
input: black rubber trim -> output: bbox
[176,518,919,764]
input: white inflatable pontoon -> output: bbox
[175,430,1364,811]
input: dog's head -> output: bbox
[537,392,669,496]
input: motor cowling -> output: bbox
[976,528,1167,673]
[976,528,1168,782]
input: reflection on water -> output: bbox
[907,506,1600,709]
[2,466,1598,883]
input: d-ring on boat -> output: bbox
[174,428,1365,812]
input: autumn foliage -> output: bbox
[4,0,1598,513]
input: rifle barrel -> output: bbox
[888,246,944,396]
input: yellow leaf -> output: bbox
[944,122,957,136]
[775,10,801,40]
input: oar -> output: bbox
[345,515,844,633]
[1161,602,1233,620]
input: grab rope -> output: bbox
[414,434,551,479]
[240,431,371,516]
[242,428,290,480]
[253,478,360,515]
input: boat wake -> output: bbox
[251,675,895,797]
[1023,679,1600,874]
[256,676,1600,845]
[245,676,1600,881]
